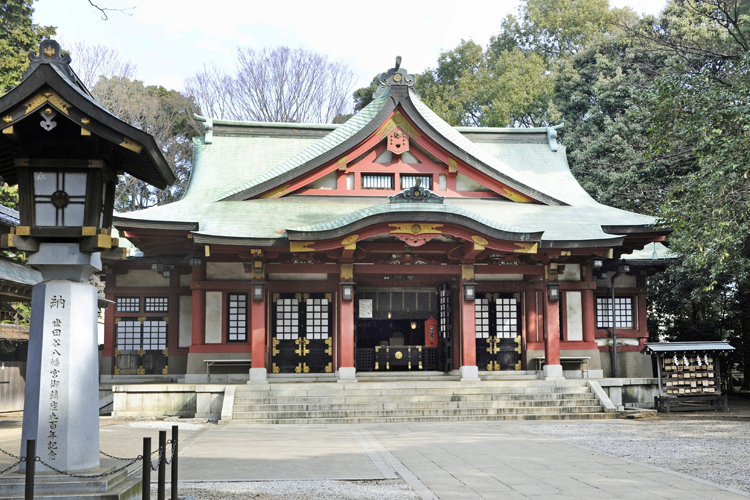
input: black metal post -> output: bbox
[142,437,151,500]
[171,425,178,500]
[158,430,166,500]
[24,439,35,500]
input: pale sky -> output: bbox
[34,0,668,94]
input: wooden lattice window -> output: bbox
[475,298,490,339]
[305,298,329,339]
[362,174,393,189]
[596,297,633,329]
[228,293,247,341]
[116,318,167,350]
[496,298,518,339]
[275,298,299,340]
[145,297,168,313]
[116,297,139,312]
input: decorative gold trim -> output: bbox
[119,137,143,153]
[24,91,72,115]
[162,348,169,355]
[341,234,358,246]
[113,367,120,375]
[260,184,291,199]
[324,337,332,356]
[82,227,97,236]
[2,116,11,123]
[375,361,379,370]
[389,223,442,235]
[514,336,522,354]
[81,127,91,136]
[272,338,280,356]
[500,189,534,203]
[336,156,348,166]
[290,241,314,253]
[340,263,354,281]
[114,348,120,356]
[43,46,56,57]
[461,264,474,281]
[81,117,90,125]
[376,110,421,139]
[472,235,488,246]
[163,317,169,324]
[273,363,280,373]
[2,126,12,135]
[161,365,169,375]
[137,349,145,356]
[514,360,522,370]
[114,318,121,325]
[324,362,332,373]
[137,317,146,323]
[324,293,332,302]
[15,226,30,236]
[272,293,280,303]
[395,351,403,360]
[513,242,538,254]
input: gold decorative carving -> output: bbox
[273,293,280,303]
[393,73,402,82]
[2,116,11,123]
[325,363,332,373]
[260,184,291,199]
[161,365,169,375]
[376,110,421,139]
[24,94,48,114]
[295,363,310,373]
[137,317,146,323]
[295,336,310,356]
[114,318,121,325]
[303,293,310,301]
[15,226,30,236]
[461,264,474,281]
[81,127,91,136]
[389,223,442,235]
[273,363,280,373]
[43,46,56,57]
[82,226,97,236]
[137,349,145,356]
[487,361,499,371]
[81,117,90,125]
[472,235,488,246]
[395,351,403,360]
[162,348,168,356]
[340,263,353,281]
[514,336,522,354]
[375,361,379,370]
[324,293,332,302]
[514,360,522,370]
[325,337,332,356]
[114,348,120,356]
[500,188,534,203]
[272,338,280,356]
[162,317,169,324]
[486,337,499,355]
[113,366,120,375]
[295,293,302,301]
[24,92,72,115]
[119,137,144,153]
[513,242,538,254]
[336,156,348,166]
[341,234,358,246]
[2,126,12,135]
[290,241,314,253]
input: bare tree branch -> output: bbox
[86,0,135,21]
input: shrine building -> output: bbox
[102,62,668,383]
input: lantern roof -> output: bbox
[0,40,175,189]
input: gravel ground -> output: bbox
[524,420,750,493]
[151,479,418,500]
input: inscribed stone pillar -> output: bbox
[21,244,101,472]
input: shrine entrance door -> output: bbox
[475,293,522,371]
[271,293,333,374]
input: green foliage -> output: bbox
[91,76,201,211]
[0,0,55,93]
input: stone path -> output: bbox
[0,416,748,499]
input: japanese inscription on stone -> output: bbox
[46,296,65,460]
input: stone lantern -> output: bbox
[0,40,174,475]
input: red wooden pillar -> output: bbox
[582,288,596,343]
[543,286,562,377]
[338,287,355,376]
[191,264,206,348]
[460,280,478,380]
[525,290,538,344]
[250,291,266,370]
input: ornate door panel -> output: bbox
[475,294,521,371]
[272,294,333,374]
[114,317,168,375]
[438,284,452,372]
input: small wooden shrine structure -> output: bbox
[644,341,734,412]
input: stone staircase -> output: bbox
[224,378,616,424]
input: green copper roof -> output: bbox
[216,91,391,201]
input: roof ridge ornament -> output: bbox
[374,56,418,99]
[23,40,92,98]
[389,178,444,204]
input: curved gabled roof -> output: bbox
[0,40,174,189]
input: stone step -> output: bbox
[232,404,604,419]
[221,412,617,425]
[234,386,592,398]
[244,380,587,391]
[233,397,598,413]
[233,392,596,406]
[0,467,131,496]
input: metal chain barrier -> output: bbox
[164,439,176,466]
[0,457,24,476]
[150,444,164,471]
[0,445,20,460]
[100,449,138,461]
[35,454,143,479]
